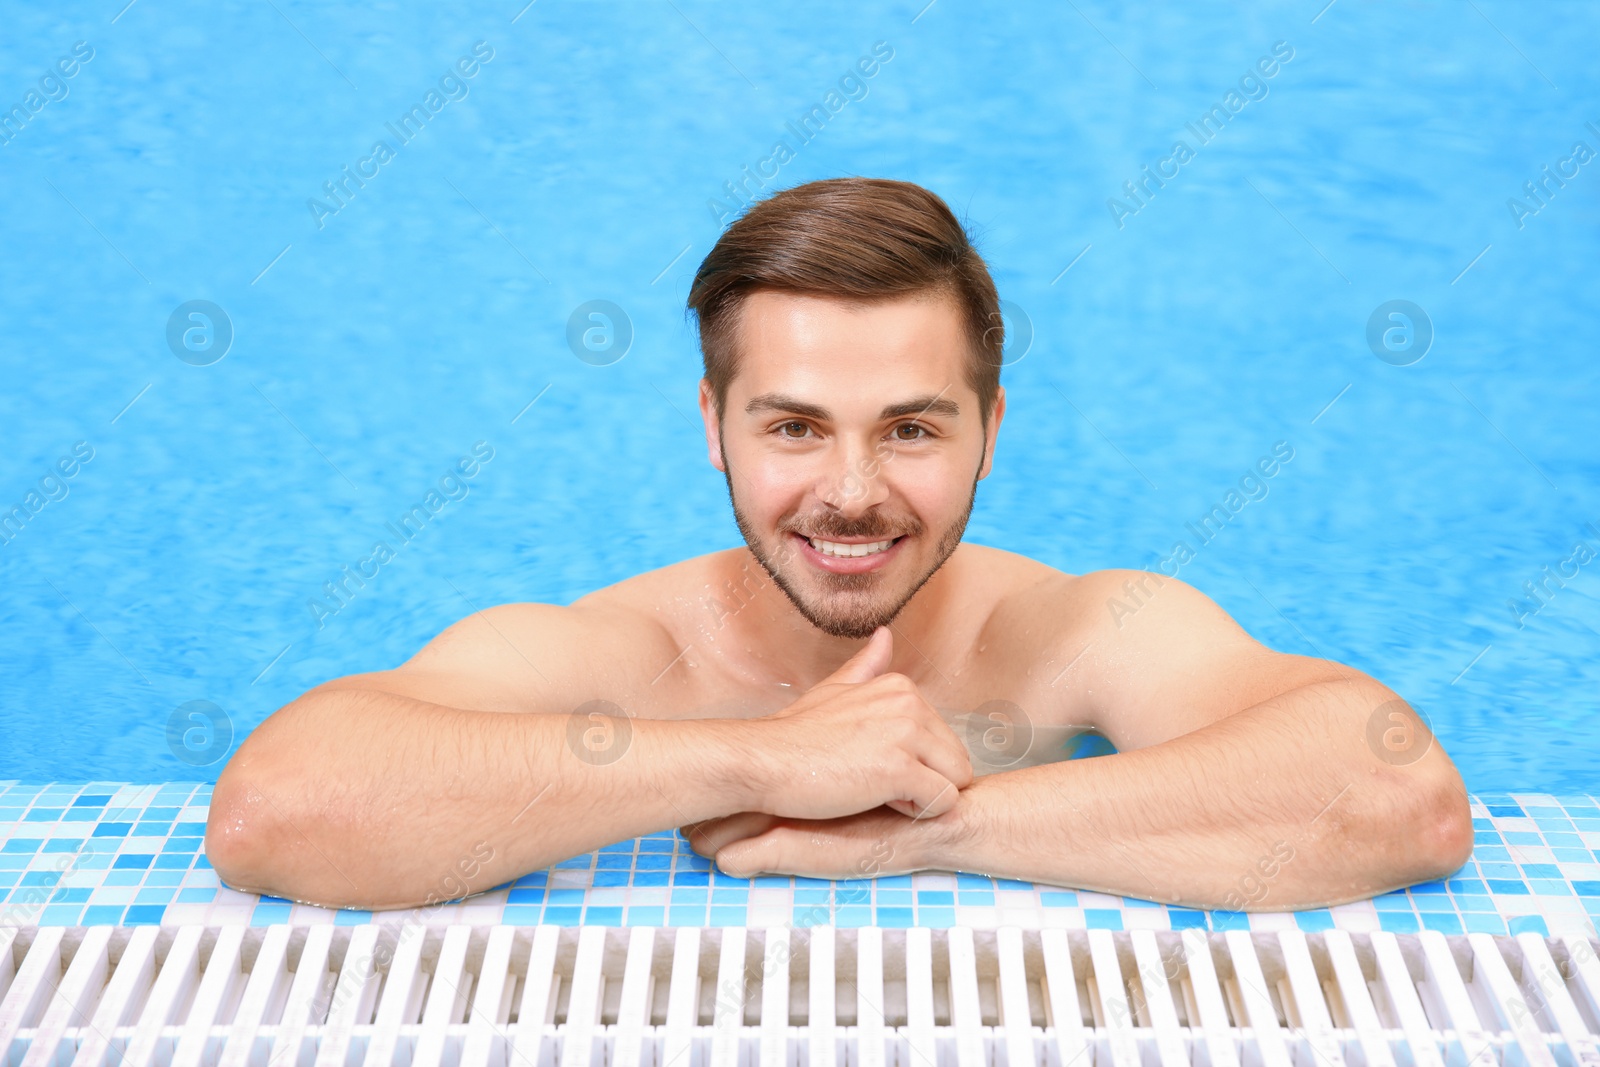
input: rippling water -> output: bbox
[1,1,1595,789]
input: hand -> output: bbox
[680,806,940,881]
[742,627,973,821]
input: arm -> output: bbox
[694,571,1473,910]
[207,614,971,910]
[205,604,764,910]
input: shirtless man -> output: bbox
[206,177,1473,913]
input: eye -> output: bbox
[778,421,810,438]
[892,423,928,441]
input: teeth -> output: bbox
[808,537,896,558]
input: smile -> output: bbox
[808,536,899,558]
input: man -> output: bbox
[207,178,1472,913]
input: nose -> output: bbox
[817,434,889,517]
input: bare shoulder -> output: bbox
[306,555,731,714]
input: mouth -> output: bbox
[789,532,908,575]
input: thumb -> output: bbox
[816,626,893,688]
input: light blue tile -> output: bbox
[916,908,955,927]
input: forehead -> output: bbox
[728,289,972,406]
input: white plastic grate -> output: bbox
[3,922,1600,1067]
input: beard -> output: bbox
[720,444,981,639]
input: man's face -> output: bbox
[698,288,1004,639]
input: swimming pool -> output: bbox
[1,0,1595,796]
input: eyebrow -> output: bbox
[744,392,961,421]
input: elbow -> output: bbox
[204,750,290,898]
[1417,777,1475,880]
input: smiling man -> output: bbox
[207,177,1473,912]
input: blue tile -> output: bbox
[124,904,168,925]
[1530,879,1572,896]
[1373,893,1415,911]
[597,855,632,870]
[49,888,91,903]
[258,893,292,904]
[1508,915,1550,936]
[502,905,544,924]
[71,795,111,808]
[794,889,829,905]
[162,838,202,854]
[1041,892,1079,907]
[1378,912,1421,933]
[1553,848,1593,864]
[1479,862,1522,878]
[635,854,670,869]
[81,905,126,925]
[103,871,143,887]
[1085,909,1122,930]
[25,809,65,822]
[1486,880,1529,895]
[670,890,707,905]
[592,871,629,888]
[711,889,748,905]
[39,904,86,925]
[144,871,182,887]
[834,907,871,927]
[633,872,670,887]
[113,854,154,870]
[584,906,624,925]
[1504,832,1542,845]
[1473,831,1502,844]
[20,871,63,887]
[42,839,84,854]
[1521,864,1563,878]
[916,908,955,927]
[92,823,132,838]
[995,879,1034,890]
[177,888,216,903]
[1408,880,1447,895]
[2,839,43,853]
[1545,834,1583,848]
[876,890,912,907]
[153,854,190,870]
[544,907,583,926]
[1461,912,1508,934]
[1168,910,1208,930]
[955,874,995,888]
[1487,805,1524,816]
[917,891,954,906]
[626,906,664,926]
[1472,818,1495,830]
[875,875,914,888]
[793,877,831,888]
[1447,879,1487,895]
[1294,910,1336,932]
[1411,894,1456,913]
[672,871,710,886]
[508,888,544,904]
[334,910,372,925]
[876,907,914,927]
[554,856,592,869]
[1208,911,1251,931]
[1475,847,1512,862]
[1420,913,1464,934]
[1572,881,1600,897]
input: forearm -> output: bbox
[924,680,1473,909]
[206,689,761,909]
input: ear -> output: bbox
[698,378,726,472]
[977,385,1005,480]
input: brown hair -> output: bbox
[687,177,1003,423]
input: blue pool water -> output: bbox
[1,1,1595,790]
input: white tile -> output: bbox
[1245,912,1299,931]
[953,906,998,928]
[1122,909,1171,930]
